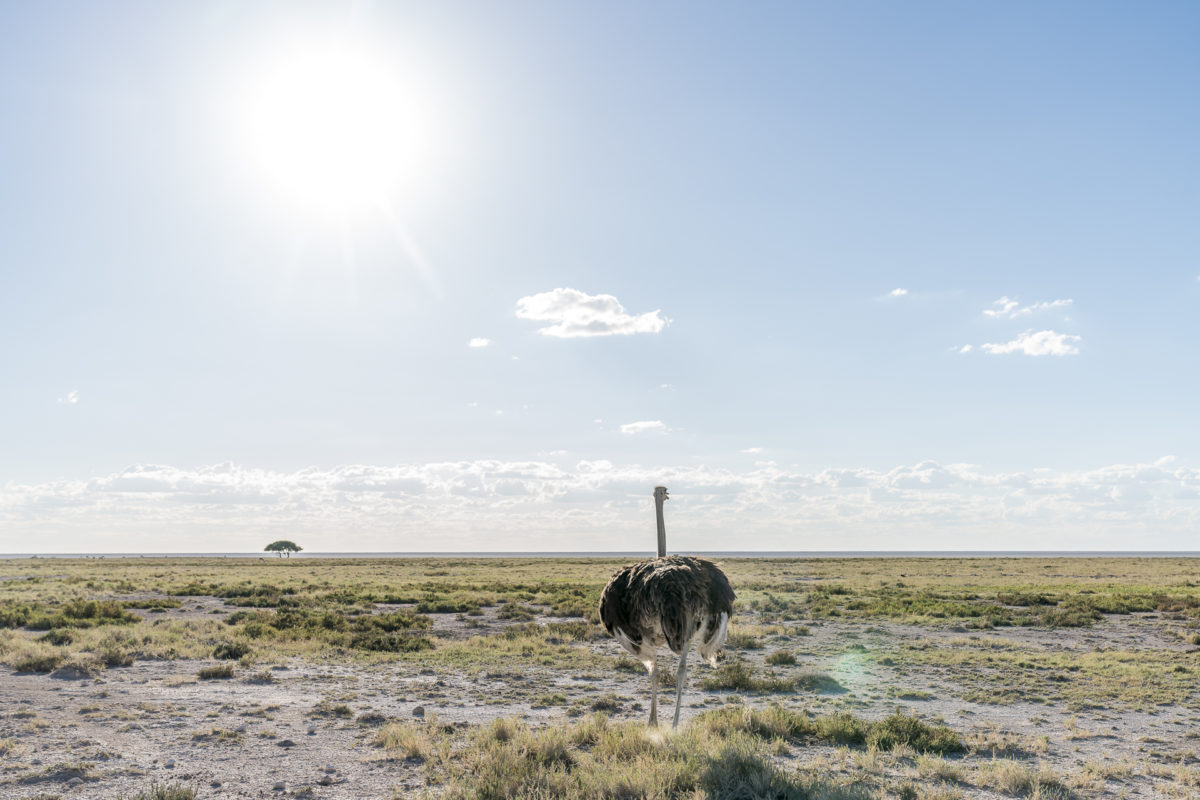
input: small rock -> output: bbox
[273,780,287,791]
[211,781,222,788]
[319,775,333,785]
[307,726,317,736]
[412,706,425,718]
[324,764,336,773]
[236,724,248,733]
[164,758,176,769]
[276,739,296,748]
[67,777,84,787]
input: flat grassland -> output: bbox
[2,556,1199,799]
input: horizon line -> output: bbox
[4,549,1200,559]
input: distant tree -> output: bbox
[264,540,303,558]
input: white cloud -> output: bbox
[981,330,1081,356]
[958,345,973,354]
[3,457,1199,551]
[983,296,1073,319]
[58,390,79,405]
[515,288,668,338]
[620,420,668,435]
[468,338,491,348]
[889,288,908,297]
[740,447,764,454]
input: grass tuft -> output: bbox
[132,784,199,800]
[197,664,234,680]
[765,650,796,665]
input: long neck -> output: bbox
[655,496,667,557]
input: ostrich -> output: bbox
[598,486,735,727]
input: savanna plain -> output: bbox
[2,556,1199,800]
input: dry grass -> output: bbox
[976,759,1074,799]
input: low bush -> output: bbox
[212,641,252,660]
[198,664,234,680]
[765,650,796,666]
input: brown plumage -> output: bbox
[599,555,735,727]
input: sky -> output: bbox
[2,1,1199,553]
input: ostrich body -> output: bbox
[598,487,735,727]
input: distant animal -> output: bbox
[598,486,735,727]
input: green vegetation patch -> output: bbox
[898,637,1200,711]
[1,599,140,631]
[697,705,963,755]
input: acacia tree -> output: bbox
[264,540,303,558]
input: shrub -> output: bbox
[374,721,439,760]
[212,641,252,660]
[14,652,63,673]
[725,631,763,650]
[765,650,796,666]
[866,712,964,755]
[352,610,432,633]
[497,603,536,621]
[198,664,234,680]
[699,661,796,693]
[37,629,73,646]
[814,712,869,745]
[416,598,480,614]
[133,783,198,800]
[95,636,136,667]
[348,633,434,653]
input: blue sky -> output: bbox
[2,2,1198,552]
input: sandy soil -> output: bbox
[2,602,1198,799]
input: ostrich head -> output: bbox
[654,486,669,505]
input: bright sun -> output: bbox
[243,45,420,215]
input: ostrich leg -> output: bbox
[648,656,659,726]
[672,638,692,729]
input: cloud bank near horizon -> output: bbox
[3,457,1197,553]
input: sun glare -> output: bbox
[242,45,422,215]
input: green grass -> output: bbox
[897,636,1200,710]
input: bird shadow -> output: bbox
[797,672,848,695]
